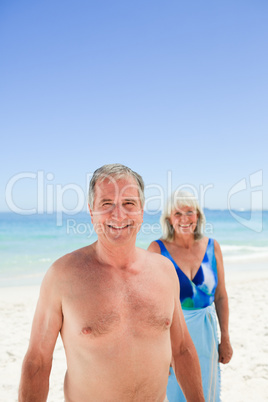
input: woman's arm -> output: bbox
[214,240,233,364]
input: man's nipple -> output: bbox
[81,327,92,335]
[165,319,171,328]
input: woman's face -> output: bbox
[169,205,199,236]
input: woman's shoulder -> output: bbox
[212,238,222,255]
[147,239,163,253]
[203,236,219,247]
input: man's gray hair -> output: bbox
[160,190,206,241]
[88,163,145,208]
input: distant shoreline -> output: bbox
[0,208,267,214]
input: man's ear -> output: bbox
[88,204,94,224]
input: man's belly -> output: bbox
[63,333,171,402]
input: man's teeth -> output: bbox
[109,225,128,229]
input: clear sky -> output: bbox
[1,0,267,213]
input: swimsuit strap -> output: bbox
[155,239,167,253]
[155,240,180,269]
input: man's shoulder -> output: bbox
[137,248,178,290]
[139,247,175,270]
[49,243,96,274]
[40,243,98,296]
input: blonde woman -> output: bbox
[148,191,233,401]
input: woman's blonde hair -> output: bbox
[160,190,206,241]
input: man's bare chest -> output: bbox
[62,273,173,338]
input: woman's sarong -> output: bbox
[167,304,221,402]
[155,238,221,401]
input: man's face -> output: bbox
[89,176,143,245]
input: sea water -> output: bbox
[1,210,267,287]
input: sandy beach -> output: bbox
[1,263,268,402]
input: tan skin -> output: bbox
[19,177,205,402]
[148,206,233,365]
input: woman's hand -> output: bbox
[218,337,233,364]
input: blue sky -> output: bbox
[1,0,267,213]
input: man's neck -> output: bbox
[94,239,138,269]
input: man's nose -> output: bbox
[111,204,126,219]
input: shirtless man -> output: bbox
[19,164,205,402]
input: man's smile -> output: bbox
[107,223,131,230]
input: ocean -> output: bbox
[1,210,268,287]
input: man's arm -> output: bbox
[19,263,63,402]
[170,274,205,402]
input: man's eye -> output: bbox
[124,203,135,209]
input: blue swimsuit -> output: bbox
[156,238,221,401]
[155,238,218,309]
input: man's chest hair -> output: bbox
[63,274,173,337]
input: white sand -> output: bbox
[221,266,268,402]
[1,265,268,401]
